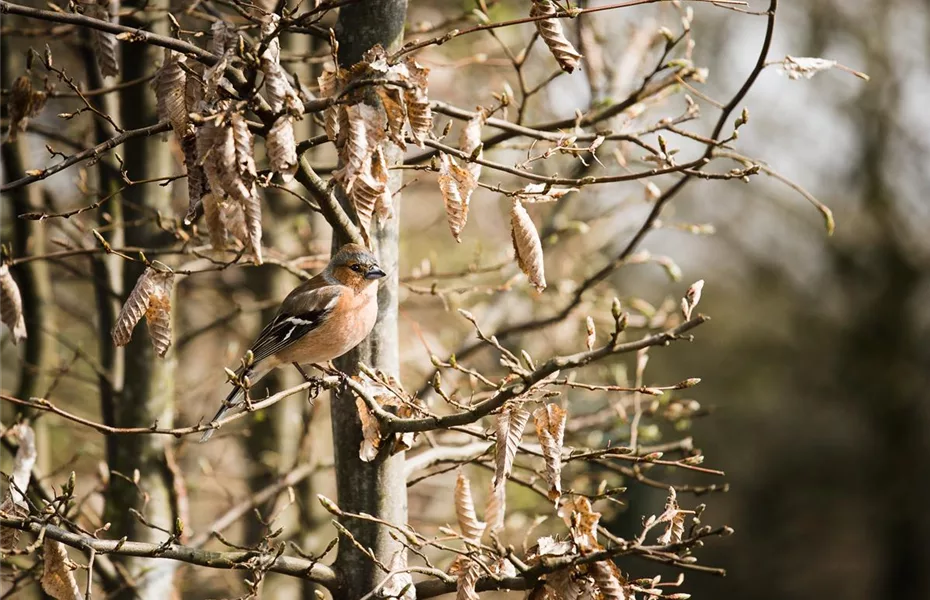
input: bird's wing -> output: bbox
[246,276,343,365]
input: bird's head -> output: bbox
[329,244,386,289]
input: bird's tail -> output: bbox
[200,365,253,443]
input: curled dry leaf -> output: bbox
[182,134,208,225]
[591,560,627,600]
[382,552,416,600]
[356,396,382,462]
[533,404,567,502]
[211,21,235,56]
[454,471,486,542]
[377,86,408,149]
[318,67,341,141]
[266,115,298,181]
[184,60,205,114]
[111,267,174,357]
[42,538,82,600]
[510,199,547,291]
[517,183,579,203]
[371,146,394,221]
[438,153,477,242]
[201,192,228,249]
[558,496,601,552]
[81,0,119,77]
[459,110,486,181]
[335,103,385,194]
[0,264,27,344]
[494,404,530,488]
[656,487,688,545]
[213,113,262,264]
[454,559,481,600]
[154,50,191,139]
[404,58,433,146]
[485,475,507,533]
[531,0,583,73]
[5,75,47,142]
[261,15,305,116]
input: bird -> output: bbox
[200,243,386,442]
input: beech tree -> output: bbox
[0,0,861,598]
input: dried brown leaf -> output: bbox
[111,267,174,352]
[0,423,34,550]
[318,67,341,141]
[214,115,262,264]
[0,264,27,344]
[459,111,485,181]
[534,404,567,501]
[559,496,601,552]
[438,153,477,242]
[154,51,190,138]
[454,471,486,542]
[266,115,298,182]
[145,278,173,358]
[230,112,257,181]
[202,54,229,103]
[182,134,207,225]
[371,146,394,220]
[403,58,432,146]
[335,103,385,194]
[591,560,626,600]
[41,538,81,600]
[261,15,304,116]
[656,487,687,545]
[454,559,481,600]
[377,86,408,149]
[5,75,47,142]
[510,199,546,291]
[485,476,507,533]
[201,192,227,249]
[531,0,583,73]
[211,21,234,56]
[185,60,205,113]
[495,404,530,487]
[83,0,119,77]
[356,396,382,462]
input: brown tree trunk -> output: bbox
[102,2,179,598]
[329,2,408,597]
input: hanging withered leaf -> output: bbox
[5,75,47,142]
[438,153,477,242]
[41,538,82,600]
[448,556,482,600]
[458,110,486,181]
[211,21,235,56]
[530,0,583,73]
[154,50,191,139]
[454,471,486,542]
[181,134,208,225]
[485,474,506,533]
[111,267,175,357]
[356,396,382,462]
[656,487,689,545]
[80,0,120,77]
[266,115,298,182]
[533,404,567,502]
[260,15,305,116]
[510,199,547,291]
[318,66,342,141]
[591,560,627,600]
[184,60,205,115]
[494,404,530,488]
[210,112,262,264]
[517,182,579,203]
[403,58,433,146]
[558,496,601,552]
[334,103,385,194]
[0,265,27,344]
[376,86,408,149]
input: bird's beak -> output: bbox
[365,265,387,280]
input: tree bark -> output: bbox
[102,2,178,598]
[329,2,408,597]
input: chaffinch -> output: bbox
[200,243,386,442]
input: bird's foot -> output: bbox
[293,363,324,402]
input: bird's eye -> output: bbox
[350,264,363,273]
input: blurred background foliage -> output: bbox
[2,0,929,598]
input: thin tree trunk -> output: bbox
[102,2,178,598]
[329,2,408,597]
